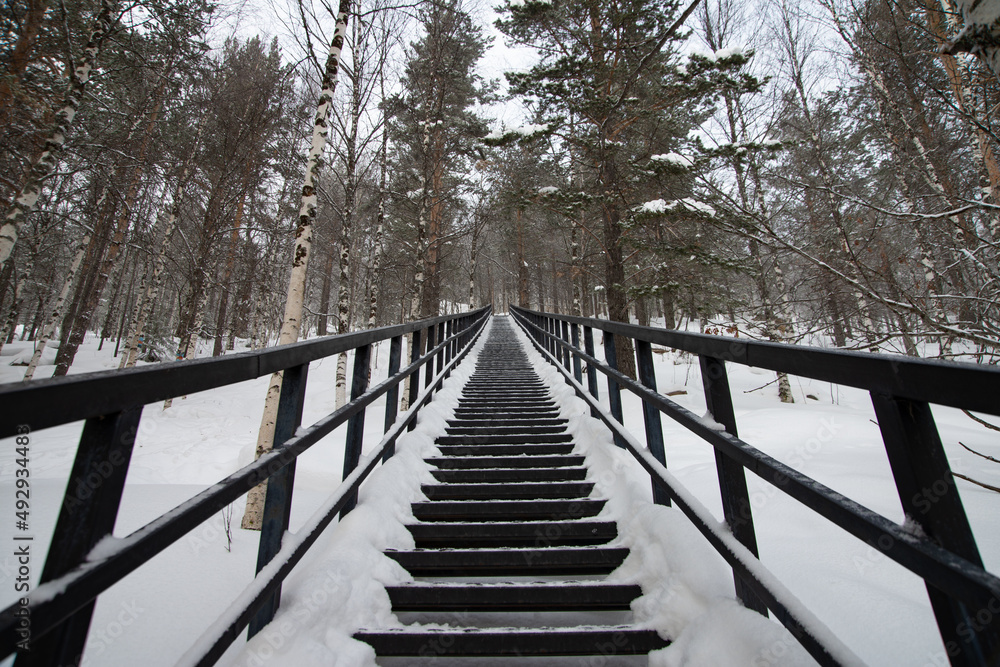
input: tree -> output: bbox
[386,0,493,320]
[496,0,749,376]
[242,0,352,531]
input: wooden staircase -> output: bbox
[354,317,670,662]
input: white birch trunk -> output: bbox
[23,235,90,380]
[0,0,116,271]
[368,97,388,330]
[121,125,203,369]
[410,117,432,320]
[242,0,352,530]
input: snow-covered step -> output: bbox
[406,520,617,548]
[426,455,584,469]
[385,547,631,576]
[447,417,568,428]
[411,499,606,522]
[451,409,562,420]
[422,480,593,498]
[385,582,642,611]
[443,425,569,437]
[435,442,575,456]
[428,468,589,484]
[435,433,573,445]
[353,626,669,656]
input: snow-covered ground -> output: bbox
[1,318,998,666]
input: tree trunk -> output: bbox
[0,0,117,271]
[213,178,250,357]
[120,126,202,368]
[243,0,352,531]
[53,92,163,376]
[597,150,636,379]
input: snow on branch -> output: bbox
[650,152,694,169]
[483,122,553,146]
[633,198,716,218]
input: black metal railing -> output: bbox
[510,305,1000,667]
[0,307,491,666]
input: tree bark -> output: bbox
[0,0,117,271]
[243,0,352,530]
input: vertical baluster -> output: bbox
[382,335,403,461]
[571,323,583,384]
[636,340,669,506]
[445,320,453,365]
[424,325,436,390]
[341,344,372,517]
[871,393,999,664]
[560,320,571,370]
[603,332,626,449]
[700,355,766,615]
[407,329,422,432]
[436,322,445,376]
[250,362,309,635]
[29,407,143,666]
[583,326,600,419]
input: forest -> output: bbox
[2,0,999,389]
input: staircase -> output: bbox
[354,316,670,662]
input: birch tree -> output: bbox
[0,0,117,271]
[242,0,352,531]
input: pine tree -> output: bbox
[385,0,493,319]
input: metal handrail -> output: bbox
[510,305,1000,667]
[0,307,491,665]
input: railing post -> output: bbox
[583,326,600,419]
[382,335,403,461]
[407,329,421,432]
[603,332,626,449]
[25,407,142,667]
[560,320,571,371]
[700,355,767,616]
[445,320,454,366]
[424,325,436,390]
[341,344,372,516]
[870,393,1000,665]
[636,340,670,507]
[436,322,445,376]
[249,362,308,636]
[570,323,583,385]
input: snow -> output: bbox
[638,199,669,214]
[650,153,694,168]
[634,198,716,218]
[2,317,999,666]
[537,186,559,195]
[714,46,744,60]
[689,46,744,63]
[484,123,549,141]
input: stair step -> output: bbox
[435,443,574,457]
[459,399,556,407]
[385,547,630,576]
[435,433,573,445]
[385,582,642,611]
[354,627,668,656]
[406,521,617,548]
[421,481,593,499]
[411,499,605,522]
[444,426,568,437]
[447,418,568,428]
[426,455,585,469]
[429,468,588,484]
